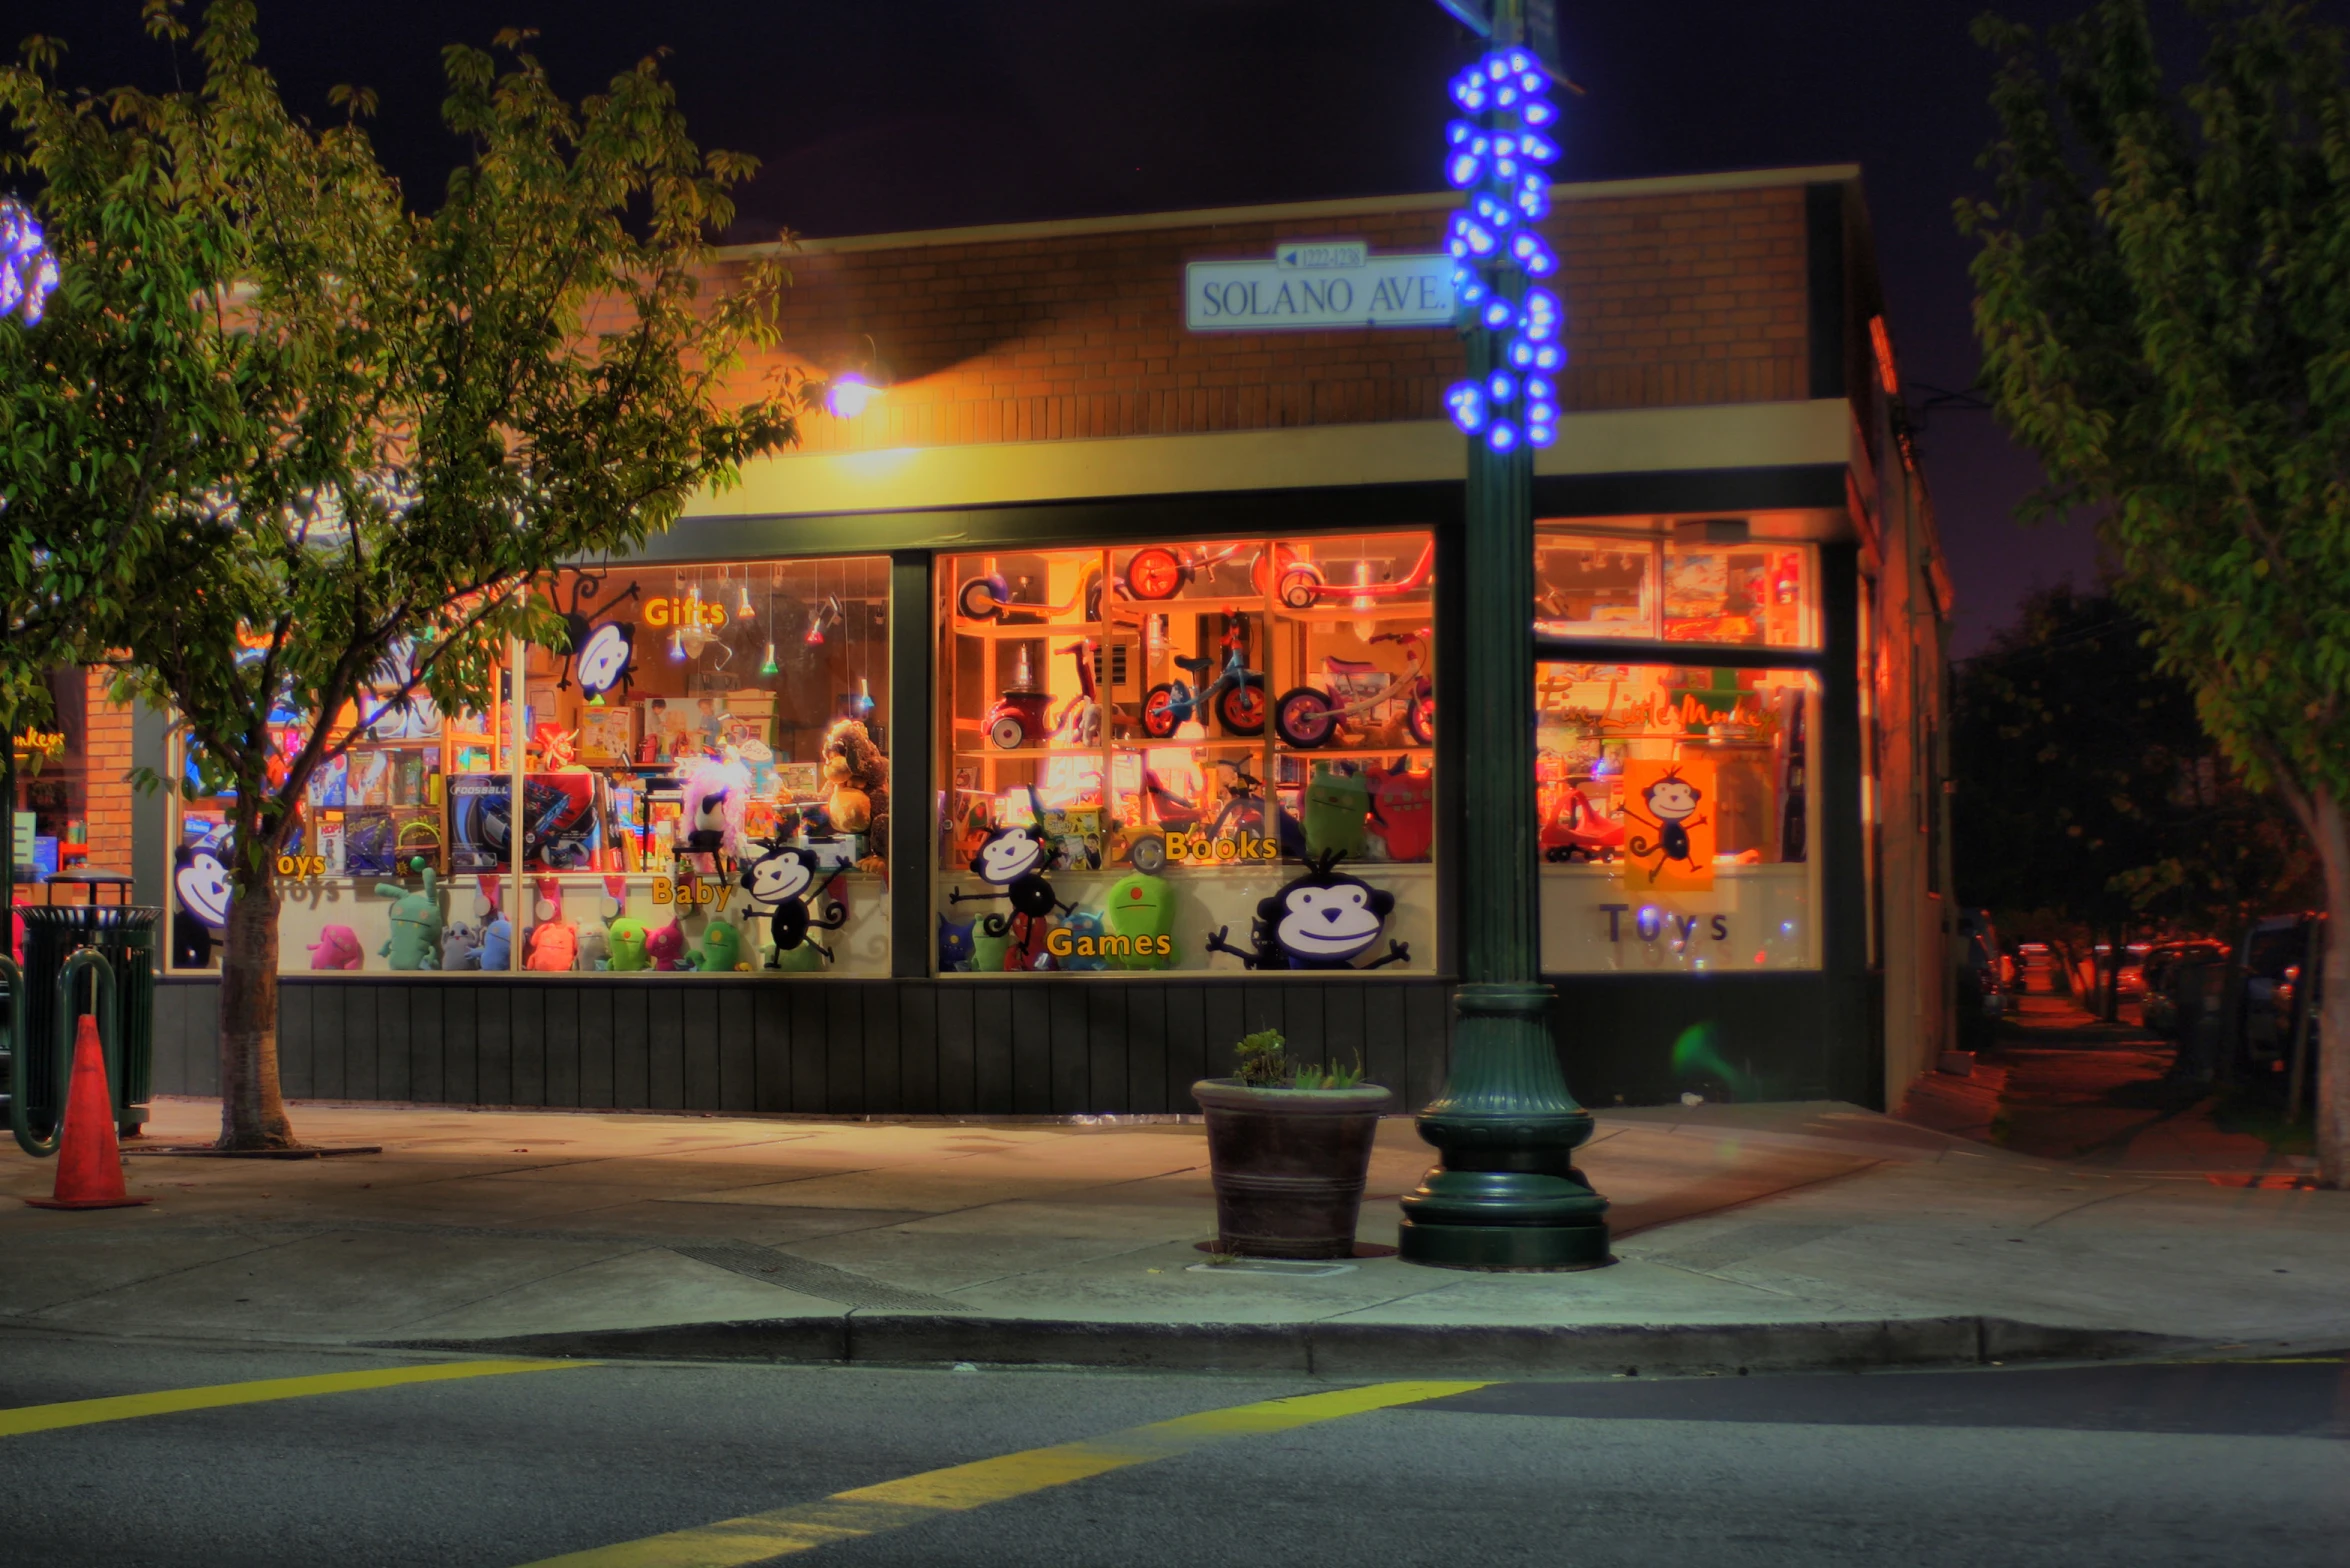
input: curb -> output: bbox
[370,1313,2187,1377]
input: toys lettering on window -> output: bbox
[1205,852,1410,971]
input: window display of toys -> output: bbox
[983,647,1054,751]
[1272,628,1434,750]
[308,925,365,970]
[374,864,446,971]
[957,559,1105,623]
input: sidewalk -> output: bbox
[2,1091,2344,1376]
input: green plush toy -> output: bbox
[769,939,828,973]
[689,917,744,972]
[605,917,651,972]
[1302,767,1371,862]
[1101,871,1177,970]
[970,913,1014,974]
[374,863,444,971]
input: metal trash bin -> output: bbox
[11,872,158,1139]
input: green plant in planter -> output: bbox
[1292,1053,1365,1091]
[1234,1029,1290,1086]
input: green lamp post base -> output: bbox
[1398,982,1612,1270]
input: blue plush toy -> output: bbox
[481,914,513,972]
[937,913,974,972]
[1057,909,1109,971]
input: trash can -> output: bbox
[13,872,159,1139]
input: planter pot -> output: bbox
[1192,1077,1393,1259]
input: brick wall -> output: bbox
[82,668,135,875]
[722,182,1810,453]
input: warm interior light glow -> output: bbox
[826,373,882,419]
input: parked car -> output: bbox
[2138,939,2229,1035]
[2228,913,2326,1084]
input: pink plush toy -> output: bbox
[646,917,688,972]
[308,924,365,970]
[676,753,753,867]
[525,918,578,972]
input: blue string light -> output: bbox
[1,198,59,327]
[1441,47,1565,453]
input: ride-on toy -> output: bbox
[1274,537,1435,611]
[1273,628,1434,750]
[957,560,1105,623]
[1541,782,1625,862]
[1120,543,1321,605]
[1141,621,1265,738]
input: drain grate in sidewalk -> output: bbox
[666,1242,960,1311]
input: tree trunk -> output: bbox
[2314,793,2350,1190]
[217,875,296,1150]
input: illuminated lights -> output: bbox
[1,198,60,327]
[1441,44,1566,452]
[1445,382,1489,435]
[824,372,881,419]
[759,642,780,676]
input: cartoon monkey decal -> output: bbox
[1623,769,1708,884]
[1205,851,1410,971]
[738,839,847,965]
[171,842,234,967]
[950,790,1074,969]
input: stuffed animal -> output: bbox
[970,913,1014,974]
[1101,872,1178,970]
[525,917,578,972]
[676,754,753,869]
[482,914,514,972]
[937,913,975,972]
[441,921,483,971]
[1302,767,1371,862]
[646,917,688,971]
[1368,763,1435,862]
[821,718,889,869]
[375,866,445,971]
[1054,909,1110,971]
[689,917,744,972]
[308,924,365,971]
[605,917,651,972]
[575,924,609,972]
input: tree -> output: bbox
[1962,0,2350,1181]
[1951,584,2316,1015]
[0,0,804,1149]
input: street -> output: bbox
[2,1336,2344,1567]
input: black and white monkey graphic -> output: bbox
[950,798,1074,969]
[738,840,847,964]
[1624,770,1708,883]
[1205,852,1410,971]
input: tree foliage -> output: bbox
[1962,0,2350,1179]
[0,0,806,1146]
[1952,584,2314,938]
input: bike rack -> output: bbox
[3,946,119,1158]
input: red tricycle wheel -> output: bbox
[1218,682,1266,737]
[1407,693,1434,745]
[1140,684,1180,738]
[1125,547,1185,601]
[987,712,1029,750]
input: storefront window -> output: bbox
[164,556,893,976]
[936,534,1437,976]
[1535,660,1820,973]
[10,669,90,881]
[1536,531,1815,648]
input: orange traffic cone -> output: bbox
[25,1014,152,1211]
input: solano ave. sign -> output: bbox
[1185,245,1455,332]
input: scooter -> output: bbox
[1274,537,1436,611]
[1140,624,1265,738]
[957,561,1106,624]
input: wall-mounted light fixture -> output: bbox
[822,333,889,419]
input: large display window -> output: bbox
[165,556,893,977]
[935,534,1437,976]
[1533,526,1822,974]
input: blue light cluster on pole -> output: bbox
[1442,48,1563,453]
[0,198,59,327]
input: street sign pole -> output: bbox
[1399,0,1609,1269]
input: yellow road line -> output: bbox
[521,1379,1487,1568]
[0,1358,590,1440]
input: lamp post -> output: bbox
[1398,1,1609,1269]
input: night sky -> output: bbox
[16,0,2194,652]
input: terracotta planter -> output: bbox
[1192,1078,1393,1259]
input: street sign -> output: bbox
[1185,250,1454,332]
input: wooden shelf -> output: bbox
[1272,743,1434,759]
[948,619,1105,641]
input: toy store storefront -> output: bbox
[141,504,1858,1119]
[136,171,1929,1118]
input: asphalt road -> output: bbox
[1,1336,2345,1568]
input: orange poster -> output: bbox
[1617,758,1716,891]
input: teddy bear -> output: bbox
[821,718,889,872]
